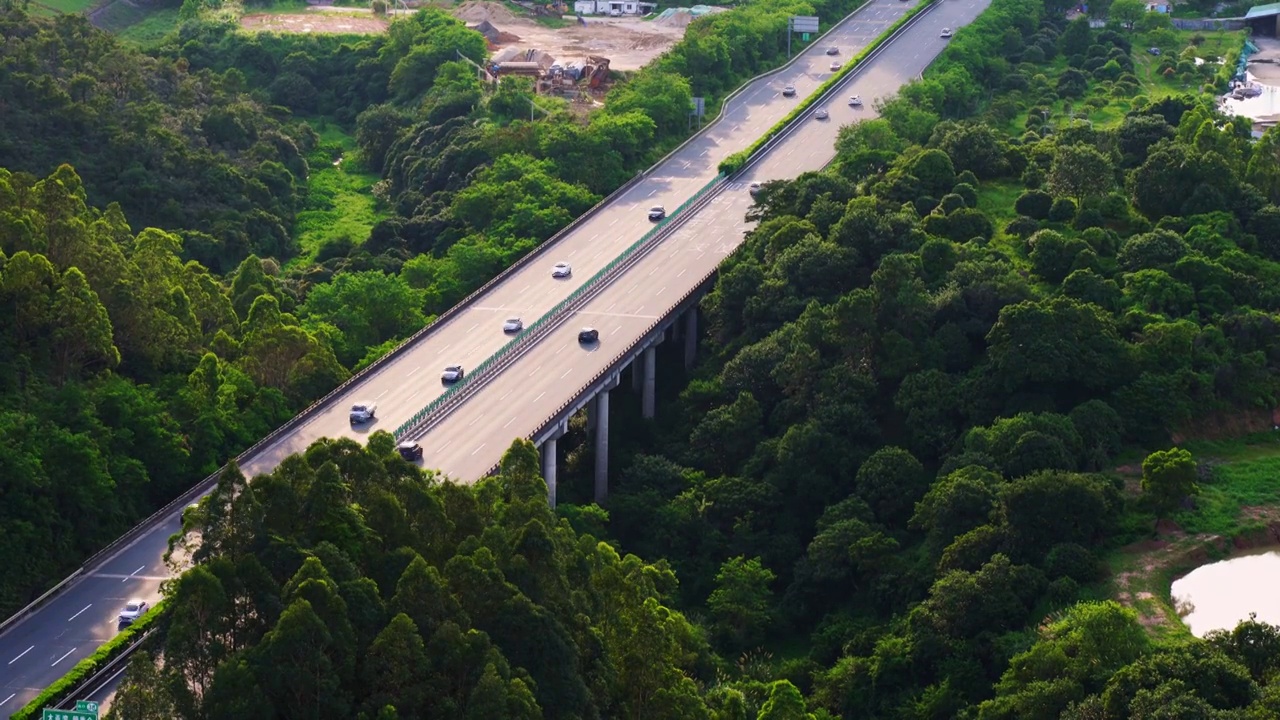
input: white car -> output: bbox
[503,317,524,333]
[441,365,465,383]
[118,599,148,626]
[940,28,952,38]
[349,403,376,425]
[782,85,797,97]
[552,262,572,278]
[749,182,762,196]
[814,108,829,120]
[849,95,862,106]
[829,61,842,72]
[648,206,666,221]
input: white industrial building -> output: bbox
[573,0,657,15]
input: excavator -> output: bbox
[585,55,611,90]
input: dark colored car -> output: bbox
[397,441,424,461]
[578,327,600,344]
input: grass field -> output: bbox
[1173,434,1280,535]
[290,121,387,267]
[114,8,181,44]
[33,0,97,12]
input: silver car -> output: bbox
[503,317,524,333]
[552,262,572,278]
[349,403,376,425]
[118,599,148,626]
[441,365,465,383]
[648,206,666,221]
[814,108,829,120]
[940,28,952,38]
[749,182,762,196]
[782,85,797,97]
[829,61,842,72]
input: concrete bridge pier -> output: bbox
[684,308,698,369]
[642,346,656,419]
[593,389,610,504]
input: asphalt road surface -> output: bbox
[412,0,992,479]
[0,0,984,709]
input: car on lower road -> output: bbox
[749,182,762,196]
[119,599,148,626]
[940,28,952,38]
[397,441,423,461]
[503,317,524,333]
[350,403,376,425]
[648,206,666,221]
[829,61,842,72]
[782,85,797,97]
[849,95,863,107]
[814,108,829,120]
[826,46,839,55]
[552,262,572,278]
[578,327,600,344]
[441,365,465,383]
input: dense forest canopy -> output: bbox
[0,0,916,628]
[8,0,1280,715]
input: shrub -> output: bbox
[952,182,978,208]
[939,193,967,214]
[1074,207,1105,230]
[1044,542,1099,583]
[1048,197,1078,223]
[1015,189,1053,219]
[1005,215,1040,238]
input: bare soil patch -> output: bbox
[455,1,688,71]
[241,9,388,33]
[236,1,689,70]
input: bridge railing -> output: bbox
[395,172,726,438]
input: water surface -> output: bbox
[1170,548,1280,637]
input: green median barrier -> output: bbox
[719,0,939,176]
[393,173,726,440]
[13,601,167,720]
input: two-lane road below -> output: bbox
[411,0,992,480]
[0,0,927,709]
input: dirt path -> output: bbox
[241,10,389,33]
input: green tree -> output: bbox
[1109,0,1146,30]
[1048,144,1115,201]
[363,614,429,717]
[1141,447,1199,514]
[707,556,775,651]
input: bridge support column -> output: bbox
[632,357,643,392]
[642,346,656,419]
[684,308,698,369]
[593,390,610,504]
[542,436,558,508]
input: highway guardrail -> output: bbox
[719,0,940,175]
[499,0,951,477]
[394,172,726,439]
[0,142,646,647]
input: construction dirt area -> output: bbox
[238,1,693,70]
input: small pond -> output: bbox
[1170,548,1280,638]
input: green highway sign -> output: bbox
[75,702,99,715]
[41,710,95,720]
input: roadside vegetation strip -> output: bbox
[718,0,938,176]
[394,173,726,440]
[12,602,166,720]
